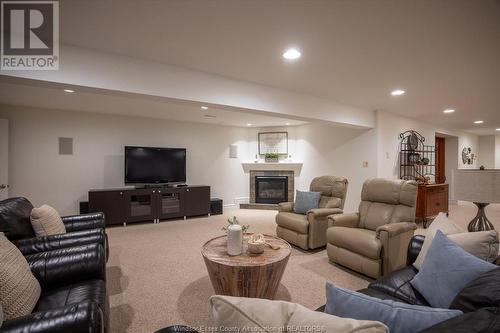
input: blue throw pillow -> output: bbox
[410,230,497,309]
[293,190,321,214]
[325,283,462,333]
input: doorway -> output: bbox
[435,136,446,184]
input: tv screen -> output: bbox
[125,146,186,184]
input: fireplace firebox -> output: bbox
[255,176,288,204]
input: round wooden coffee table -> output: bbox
[202,234,291,299]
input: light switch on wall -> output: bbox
[362,161,369,168]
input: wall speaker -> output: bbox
[229,144,238,158]
[59,137,73,155]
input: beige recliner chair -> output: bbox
[276,176,348,250]
[326,178,417,278]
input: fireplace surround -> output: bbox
[245,170,294,209]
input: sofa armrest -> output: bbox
[377,222,417,275]
[0,300,103,333]
[62,212,105,232]
[277,202,294,212]
[307,208,343,217]
[376,222,417,238]
[407,235,425,266]
[328,212,360,228]
[26,243,106,290]
[14,228,106,256]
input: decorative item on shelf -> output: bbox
[452,169,499,232]
[264,152,279,163]
[407,131,419,150]
[480,165,485,170]
[399,130,436,182]
[461,147,476,165]
[407,152,421,164]
[223,216,250,256]
[247,233,266,254]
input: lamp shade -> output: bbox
[452,169,500,203]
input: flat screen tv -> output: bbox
[124,146,186,185]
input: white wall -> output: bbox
[377,111,480,180]
[247,124,378,213]
[496,136,500,169]
[444,136,459,203]
[0,105,254,215]
[478,135,496,168]
[0,105,480,216]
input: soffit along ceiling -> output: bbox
[58,0,500,134]
[0,79,307,128]
[1,1,495,132]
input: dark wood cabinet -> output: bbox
[416,183,449,227]
[89,185,210,226]
[185,186,210,217]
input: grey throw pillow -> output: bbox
[410,231,497,309]
[293,190,321,214]
[325,283,462,333]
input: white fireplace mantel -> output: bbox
[241,162,303,175]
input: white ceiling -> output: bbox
[0,79,307,128]
[56,0,500,134]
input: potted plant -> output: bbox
[264,152,279,163]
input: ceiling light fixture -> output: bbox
[247,123,252,127]
[282,48,301,60]
[285,122,291,126]
[443,109,455,114]
[496,128,500,131]
[201,106,208,110]
[63,89,75,93]
[391,89,405,96]
[474,120,484,124]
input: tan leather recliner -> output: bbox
[276,176,348,250]
[326,178,417,278]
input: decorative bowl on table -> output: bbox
[247,233,266,254]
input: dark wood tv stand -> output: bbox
[88,185,210,226]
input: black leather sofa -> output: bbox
[325,234,500,332]
[163,235,500,333]
[0,197,108,260]
[0,243,108,333]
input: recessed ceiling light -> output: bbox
[285,122,291,126]
[201,106,208,110]
[63,89,75,93]
[282,48,301,60]
[443,109,455,114]
[496,128,500,131]
[474,120,484,124]
[391,89,405,96]
[247,123,252,127]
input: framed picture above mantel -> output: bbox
[258,131,288,155]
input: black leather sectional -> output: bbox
[0,197,108,333]
[0,197,108,259]
[323,235,500,332]
[167,235,500,333]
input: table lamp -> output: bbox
[452,169,500,231]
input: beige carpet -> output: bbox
[106,202,500,333]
